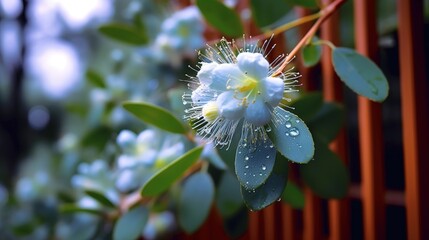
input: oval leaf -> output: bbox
[99,23,148,46]
[235,136,276,190]
[141,146,203,197]
[113,206,148,240]
[123,102,186,134]
[178,172,215,233]
[332,47,389,102]
[269,107,314,163]
[308,102,345,143]
[80,126,112,151]
[241,154,288,211]
[86,69,106,88]
[84,190,116,208]
[196,0,244,37]
[290,92,323,121]
[250,0,293,28]
[281,181,305,209]
[301,37,322,67]
[300,140,350,198]
[216,171,243,218]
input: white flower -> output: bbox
[183,38,300,148]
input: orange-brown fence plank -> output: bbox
[303,189,323,240]
[397,0,429,239]
[354,0,386,240]
[281,204,298,240]
[320,1,350,240]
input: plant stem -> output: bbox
[271,0,346,77]
[263,11,322,39]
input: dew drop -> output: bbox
[295,119,300,123]
[285,132,290,136]
[245,165,249,169]
[182,100,187,105]
[262,165,267,170]
[285,121,292,128]
[245,156,249,161]
[289,128,300,136]
[265,155,270,159]
[277,198,282,202]
[266,126,272,132]
[269,144,274,148]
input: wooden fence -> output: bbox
[181,0,429,239]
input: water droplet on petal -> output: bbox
[285,121,292,128]
[262,165,267,170]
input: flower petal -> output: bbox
[191,86,214,105]
[211,63,244,91]
[216,91,245,120]
[262,77,284,107]
[237,52,269,80]
[197,62,218,85]
[244,98,271,126]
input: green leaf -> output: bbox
[86,69,106,88]
[269,107,314,163]
[196,0,244,37]
[289,92,323,121]
[235,136,276,190]
[301,37,322,67]
[290,0,318,8]
[281,181,305,209]
[332,47,389,102]
[178,172,215,233]
[98,23,148,45]
[80,126,112,151]
[141,146,203,196]
[84,190,116,208]
[250,0,293,28]
[241,154,288,211]
[308,103,345,143]
[216,171,243,218]
[123,102,186,134]
[300,140,349,198]
[113,206,149,240]
[59,204,102,215]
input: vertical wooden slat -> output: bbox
[263,205,276,240]
[397,0,429,239]
[249,212,261,240]
[354,1,386,240]
[303,189,322,240]
[320,1,350,240]
[282,204,298,240]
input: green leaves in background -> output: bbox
[332,47,389,102]
[84,190,116,208]
[250,0,293,28]
[178,173,215,233]
[216,171,243,218]
[141,146,203,197]
[123,102,186,134]
[59,204,102,215]
[241,154,288,211]
[289,92,323,121]
[86,69,106,88]
[281,181,305,209]
[99,23,148,46]
[80,126,112,152]
[307,102,345,143]
[290,0,318,8]
[196,0,243,37]
[113,206,149,240]
[301,36,322,67]
[235,137,276,190]
[269,107,314,164]
[300,140,349,198]
[222,207,249,238]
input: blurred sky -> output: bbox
[1,0,113,99]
